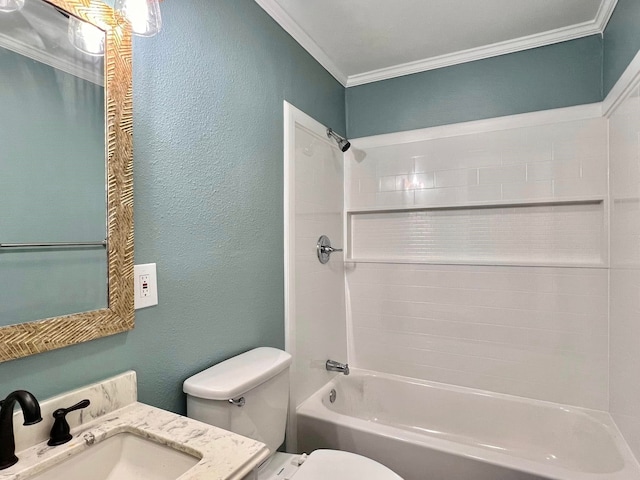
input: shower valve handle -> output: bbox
[317,235,343,264]
[320,245,342,254]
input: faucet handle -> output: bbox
[47,399,90,446]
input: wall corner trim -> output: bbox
[255,0,347,86]
[603,50,640,117]
[595,0,619,34]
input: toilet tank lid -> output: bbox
[183,347,292,400]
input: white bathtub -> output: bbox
[296,370,640,480]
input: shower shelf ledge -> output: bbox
[345,195,606,214]
[345,197,607,268]
[344,258,608,269]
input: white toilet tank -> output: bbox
[183,347,292,454]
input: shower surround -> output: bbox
[344,110,609,410]
[286,55,640,475]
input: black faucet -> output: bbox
[0,390,42,470]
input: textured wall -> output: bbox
[346,36,603,138]
[0,0,345,414]
[603,0,640,95]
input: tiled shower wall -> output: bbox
[347,119,608,210]
[610,86,640,458]
[292,125,347,409]
[345,116,610,409]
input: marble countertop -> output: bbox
[1,402,270,480]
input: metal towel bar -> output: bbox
[0,240,107,249]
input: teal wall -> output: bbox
[346,35,603,138]
[0,0,345,413]
[3,0,636,416]
[603,0,640,95]
[0,48,107,326]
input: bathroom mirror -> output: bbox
[0,0,107,328]
[0,0,133,362]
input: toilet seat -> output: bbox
[289,450,402,480]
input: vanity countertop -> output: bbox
[0,401,270,480]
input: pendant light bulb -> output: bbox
[68,16,105,56]
[0,0,25,13]
[115,0,162,37]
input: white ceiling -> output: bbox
[255,0,618,87]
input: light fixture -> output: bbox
[0,0,24,13]
[68,16,105,56]
[114,0,162,37]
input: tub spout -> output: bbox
[326,359,349,375]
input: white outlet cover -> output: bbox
[134,263,158,309]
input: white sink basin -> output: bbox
[28,432,201,480]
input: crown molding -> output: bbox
[595,0,619,32]
[256,0,617,88]
[352,33,640,149]
[347,0,618,87]
[254,0,347,86]
[0,33,103,86]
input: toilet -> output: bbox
[183,347,402,480]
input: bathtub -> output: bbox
[296,370,640,480]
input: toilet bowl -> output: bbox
[258,450,401,480]
[183,347,402,480]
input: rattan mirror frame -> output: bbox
[0,0,134,362]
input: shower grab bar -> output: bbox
[0,240,107,249]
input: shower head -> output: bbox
[327,128,351,153]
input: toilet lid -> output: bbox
[293,450,403,480]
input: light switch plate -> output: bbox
[134,263,158,309]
